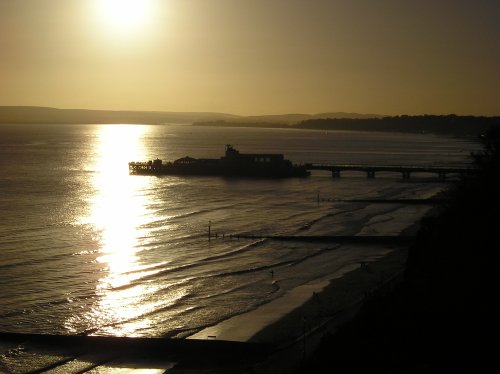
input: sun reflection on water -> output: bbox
[74,125,162,335]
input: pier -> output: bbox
[305,163,476,179]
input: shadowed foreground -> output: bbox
[297,129,500,372]
[0,333,269,373]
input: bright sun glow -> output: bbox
[97,0,154,29]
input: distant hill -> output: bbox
[0,106,240,125]
[197,112,383,127]
[193,120,292,129]
[4,107,495,136]
[195,115,500,136]
[0,106,382,125]
[234,112,384,124]
[193,113,385,128]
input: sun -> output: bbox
[97,0,154,29]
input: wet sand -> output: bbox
[186,245,409,373]
[0,247,411,373]
[190,245,408,341]
[189,203,428,347]
[1,201,435,373]
[186,201,430,373]
[184,198,434,374]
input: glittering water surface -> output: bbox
[0,124,479,337]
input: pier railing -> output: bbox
[305,163,476,179]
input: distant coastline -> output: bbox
[296,115,500,136]
[1,106,499,136]
[193,120,293,129]
[0,106,240,125]
[195,115,500,136]
[0,106,382,126]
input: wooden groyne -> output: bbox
[208,232,415,245]
[0,332,269,373]
[318,198,446,204]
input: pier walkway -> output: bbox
[305,163,475,179]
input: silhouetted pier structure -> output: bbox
[305,163,475,179]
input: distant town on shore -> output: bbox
[1,106,499,136]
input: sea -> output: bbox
[0,123,480,338]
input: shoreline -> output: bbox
[187,262,357,343]
[188,245,409,346]
[186,202,434,372]
[251,246,408,344]
[0,203,447,373]
[188,200,433,346]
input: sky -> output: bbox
[0,0,499,116]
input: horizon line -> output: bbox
[2,105,500,118]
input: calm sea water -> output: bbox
[0,124,479,338]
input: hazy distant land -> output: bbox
[1,106,499,136]
[296,115,500,136]
[195,115,500,136]
[0,106,240,125]
[0,106,381,125]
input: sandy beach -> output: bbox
[185,203,432,371]
[190,202,430,341]
[190,246,407,342]
[0,197,448,374]
[186,244,409,372]
[1,196,435,373]
[0,246,411,373]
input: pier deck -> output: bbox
[305,163,476,179]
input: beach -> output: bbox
[186,208,427,373]
[190,245,407,341]
[189,201,429,344]
[0,244,417,373]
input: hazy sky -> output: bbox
[1,0,499,116]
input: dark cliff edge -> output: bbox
[297,127,500,372]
